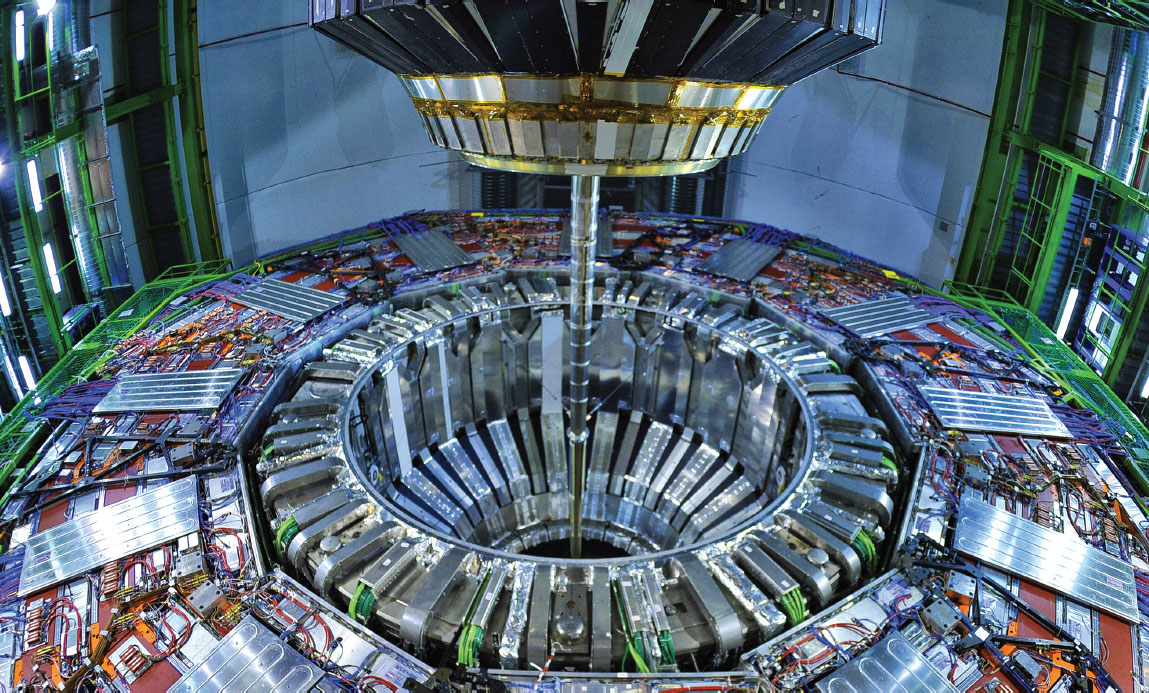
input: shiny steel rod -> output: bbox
[568,174,599,558]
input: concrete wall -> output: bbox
[198,2,468,266]
[727,0,1007,287]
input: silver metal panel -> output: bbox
[601,0,655,75]
[737,86,782,110]
[918,386,1072,438]
[20,477,199,596]
[821,296,936,338]
[437,75,504,102]
[437,116,462,149]
[661,124,694,160]
[393,230,475,273]
[690,124,723,159]
[539,312,563,415]
[482,118,513,156]
[454,117,484,152]
[508,119,545,157]
[955,498,1137,621]
[401,77,441,100]
[595,120,618,161]
[503,77,580,103]
[677,83,741,109]
[696,238,781,282]
[815,631,957,693]
[592,79,670,105]
[232,278,345,323]
[95,367,245,413]
[168,615,322,693]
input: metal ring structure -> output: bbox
[257,269,902,671]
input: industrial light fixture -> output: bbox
[36,0,55,17]
[42,243,60,294]
[14,10,24,62]
[1141,372,1149,400]
[1055,287,1080,340]
[0,277,12,317]
[17,355,35,391]
[26,159,42,212]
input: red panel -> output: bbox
[928,321,975,347]
[102,482,137,505]
[314,279,338,291]
[281,271,309,283]
[36,497,69,531]
[1015,580,1057,639]
[1099,613,1135,693]
[995,436,1028,455]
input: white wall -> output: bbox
[198,2,468,266]
[728,0,1006,287]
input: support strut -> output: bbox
[569,175,599,558]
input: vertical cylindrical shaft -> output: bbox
[568,175,599,558]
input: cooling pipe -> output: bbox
[1093,29,1149,186]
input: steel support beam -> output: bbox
[568,175,598,559]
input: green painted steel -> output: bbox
[173,0,224,264]
[944,281,1149,493]
[1037,0,1149,30]
[0,260,234,504]
[955,0,1034,285]
[1,6,69,360]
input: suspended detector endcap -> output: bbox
[311,0,885,176]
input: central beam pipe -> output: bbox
[568,175,599,558]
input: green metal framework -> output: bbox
[0,259,233,504]
[957,0,1149,398]
[1037,0,1149,30]
[944,281,1149,490]
[108,0,222,279]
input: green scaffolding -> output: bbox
[943,280,1149,493]
[0,260,234,502]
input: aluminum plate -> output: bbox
[918,386,1072,438]
[954,498,1137,622]
[393,229,475,273]
[167,614,322,692]
[94,368,246,414]
[814,631,956,692]
[821,296,936,338]
[233,278,345,323]
[696,238,781,282]
[19,476,199,596]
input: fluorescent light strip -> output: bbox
[1141,373,1149,400]
[1055,287,1080,340]
[14,10,25,62]
[26,159,42,212]
[37,0,55,17]
[42,243,61,294]
[17,356,35,391]
[0,278,11,317]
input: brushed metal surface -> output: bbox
[696,238,781,282]
[955,498,1137,621]
[167,615,322,692]
[918,386,1072,438]
[815,631,957,692]
[232,278,345,323]
[821,296,935,338]
[20,476,199,596]
[95,368,245,414]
